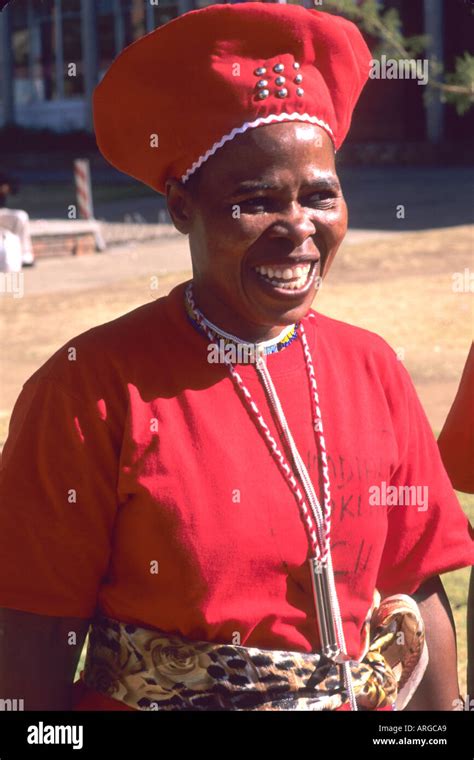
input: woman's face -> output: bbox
[166,122,347,340]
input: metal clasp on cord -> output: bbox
[309,556,342,661]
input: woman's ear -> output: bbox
[165,178,195,234]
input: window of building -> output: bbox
[61,0,84,96]
[10,0,83,103]
[97,0,179,81]
[97,0,117,80]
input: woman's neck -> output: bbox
[190,283,292,344]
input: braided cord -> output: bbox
[299,322,332,561]
[184,282,358,710]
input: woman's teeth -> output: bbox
[253,263,312,290]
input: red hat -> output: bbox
[93,3,371,195]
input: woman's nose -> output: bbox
[268,201,317,247]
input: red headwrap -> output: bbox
[93,3,371,195]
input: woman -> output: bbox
[437,343,474,702]
[0,3,472,712]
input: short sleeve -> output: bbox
[0,376,120,618]
[376,354,474,596]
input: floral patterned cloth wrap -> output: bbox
[82,591,428,711]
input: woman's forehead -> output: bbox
[197,122,336,188]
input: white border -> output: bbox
[181,112,335,184]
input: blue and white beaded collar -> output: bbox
[184,282,298,356]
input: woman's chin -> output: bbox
[243,267,320,325]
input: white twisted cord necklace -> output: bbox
[184,282,358,711]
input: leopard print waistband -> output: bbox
[82,593,427,711]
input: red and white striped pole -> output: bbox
[73,158,106,251]
[74,158,94,219]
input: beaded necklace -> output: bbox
[184,293,298,356]
[184,282,358,710]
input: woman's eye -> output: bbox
[304,193,336,207]
[237,193,337,213]
[239,197,271,212]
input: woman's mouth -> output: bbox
[251,261,318,295]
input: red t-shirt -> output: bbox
[0,280,472,711]
[437,342,474,494]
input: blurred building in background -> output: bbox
[0,0,204,131]
[0,0,472,145]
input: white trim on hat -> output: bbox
[180,112,335,184]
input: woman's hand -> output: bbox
[403,575,460,711]
[0,607,89,711]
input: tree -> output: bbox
[321,0,474,115]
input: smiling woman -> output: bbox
[0,2,473,714]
